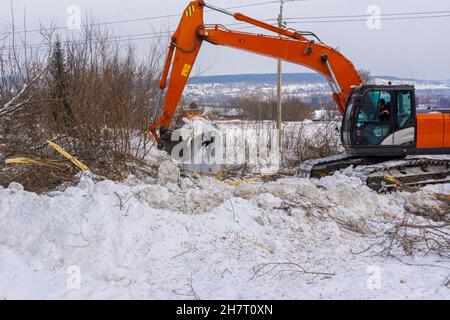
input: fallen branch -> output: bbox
[383,175,418,193]
[3,157,66,170]
[443,274,450,287]
[172,274,200,300]
[376,213,450,258]
[251,262,335,281]
[47,140,90,172]
[0,71,44,117]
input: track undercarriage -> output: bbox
[298,154,450,192]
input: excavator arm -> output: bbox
[149,0,362,147]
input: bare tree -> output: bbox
[229,94,312,121]
[0,20,165,192]
[358,69,373,84]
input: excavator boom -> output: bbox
[149,0,362,146]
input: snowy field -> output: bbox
[0,163,448,299]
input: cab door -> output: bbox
[354,89,394,146]
[392,90,415,146]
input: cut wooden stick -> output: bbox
[47,140,90,171]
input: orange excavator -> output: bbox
[149,0,450,190]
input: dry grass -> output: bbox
[281,121,342,167]
[229,95,313,121]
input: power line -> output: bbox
[284,9,450,20]
[1,0,448,39]
[1,31,170,50]
[0,0,306,36]
[2,0,449,37]
[225,10,450,27]
[285,13,450,24]
[3,8,450,51]
[228,12,450,29]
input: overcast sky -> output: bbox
[1,0,449,80]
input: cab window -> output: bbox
[354,90,393,145]
[358,90,393,122]
[396,91,413,129]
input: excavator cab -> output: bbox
[341,84,448,157]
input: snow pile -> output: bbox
[0,171,448,299]
[403,190,449,221]
[157,161,180,186]
[256,193,283,210]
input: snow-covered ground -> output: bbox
[0,166,448,300]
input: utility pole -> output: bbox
[276,0,284,146]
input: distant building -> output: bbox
[313,109,339,121]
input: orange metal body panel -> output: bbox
[445,114,450,148]
[416,114,445,148]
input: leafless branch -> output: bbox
[0,71,44,117]
[251,261,335,281]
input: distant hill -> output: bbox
[189,73,450,88]
[189,73,326,85]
